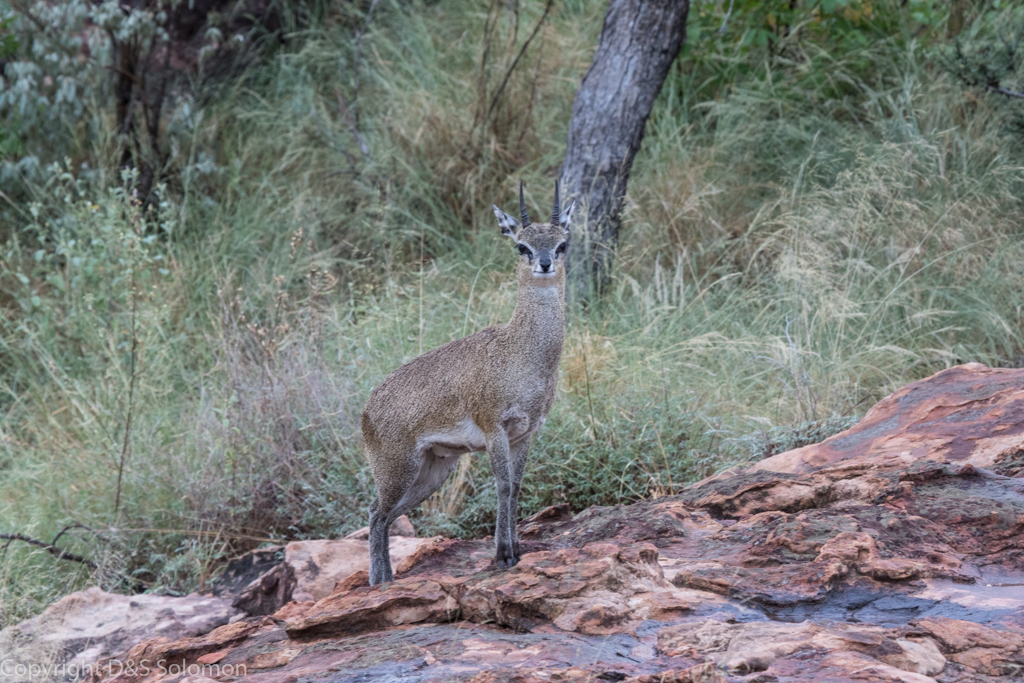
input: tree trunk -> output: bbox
[560,0,690,301]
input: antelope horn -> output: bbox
[551,179,561,225]
[519,180,531,228]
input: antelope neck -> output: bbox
[507,278,565,346]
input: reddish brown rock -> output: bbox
[214,514,435,616]
[343,513,417,539]
[86,619,264,683]
[284,577,459,637]
[471,543,694,633]
[752,363,1024,475]
[285,534,441,602]
[461,664,728,683]
[332,568,370,592]
[78,364,1024,683]
[914,616,1024,652]
[0,588,241,681]
[763,648,940,683]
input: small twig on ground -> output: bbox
[0,533,98,569]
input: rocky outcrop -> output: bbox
[213,514,433,616]
[0,588,240,681]
[0,517,431,682]
[749,362,1024,476]
[21,364,1024,682]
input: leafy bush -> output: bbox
[0,0,294,205]
[943,4,1024,135]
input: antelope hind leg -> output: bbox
[367,444,419,586]
[369,447,462,585]
[368,497,395,585]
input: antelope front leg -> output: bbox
[486,430,517,569]
[508,436,531,562]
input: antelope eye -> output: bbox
[555,242,567,255]
[518,244,532,257]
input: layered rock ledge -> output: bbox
[9,363,1024,682]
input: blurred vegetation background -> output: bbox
[1,0,1023,624]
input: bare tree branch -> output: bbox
[484,0,554,125]
[0,533,97,569]
[50,522,100,549]
[989,85,1024,100]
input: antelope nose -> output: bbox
[540,256,551,271]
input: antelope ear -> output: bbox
[493,205,521,238]
[559,199,576,234]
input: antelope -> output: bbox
[362,181,575,585]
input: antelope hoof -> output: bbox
[369,564,394,586]
[496,546,519,569]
